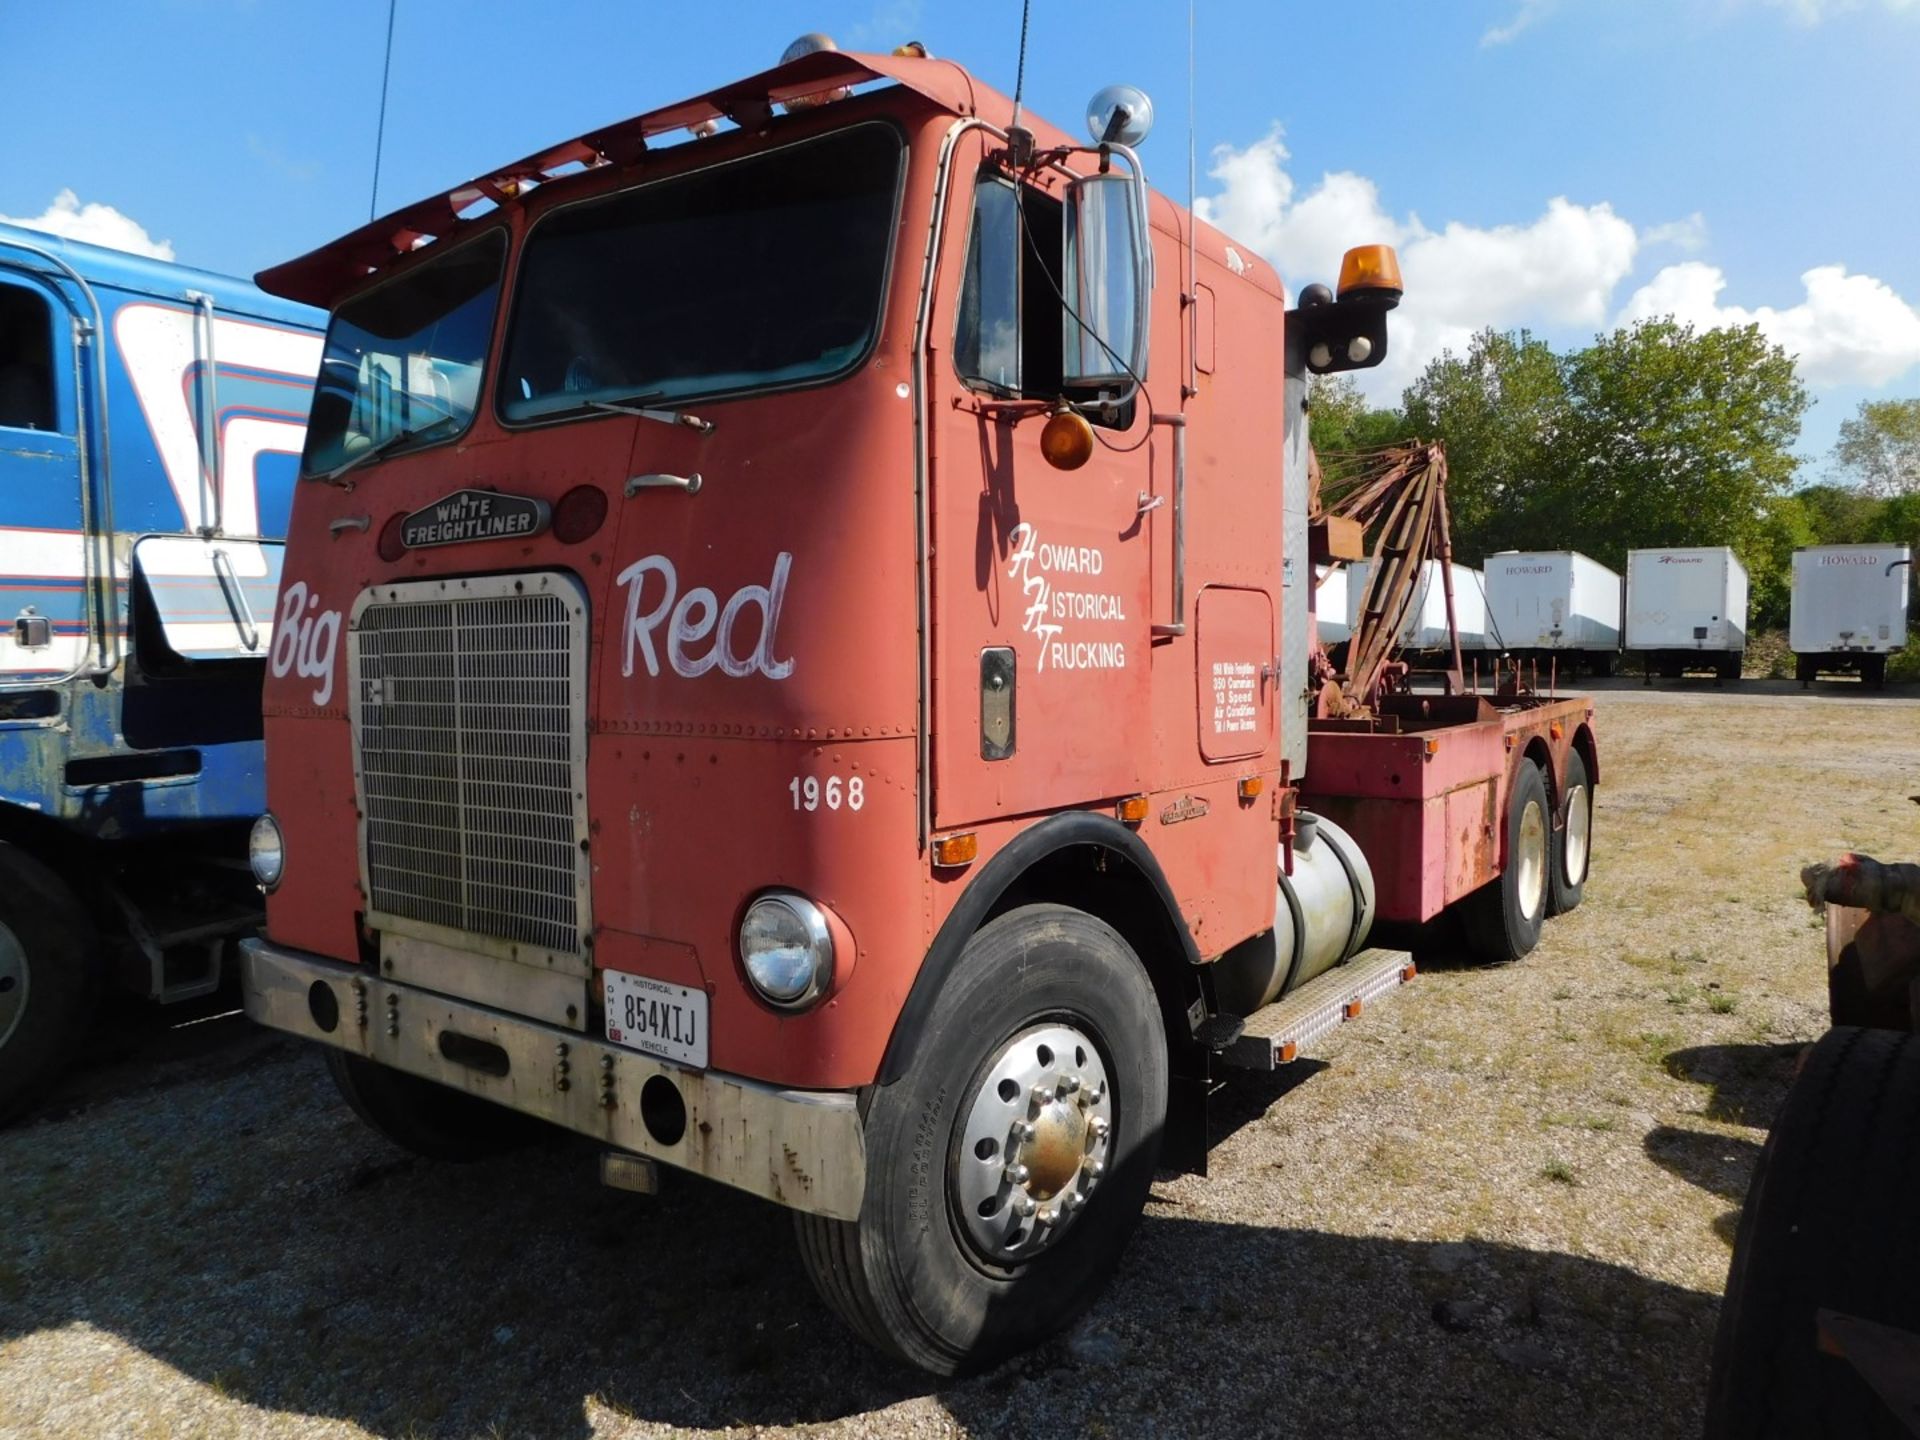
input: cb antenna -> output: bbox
[369,0,398,221]
[1009,0,1032,135]
[1186,0,1197,404]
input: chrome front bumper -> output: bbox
[240,939,866,1220]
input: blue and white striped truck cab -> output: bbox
[0,220,320,1117]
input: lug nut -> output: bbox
[1059,1074,1081,1095]
[1015,1194,1037,1217]
[1031,1084,1053,1107]
[1087,1159,1106,1179]
[1014,1120,1037,1142]
[1005,1163,1030,1186]
[1090,1116,1110,1139]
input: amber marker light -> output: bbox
[931,832,978,868]
[1237,776,1264,800]
[1336,244,1404,302]
[1040,406,1095,471]
[1115,795,1149,825]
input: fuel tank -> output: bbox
[1210,812,1377,1015]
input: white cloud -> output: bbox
[1643,213,1709,252]
[1195,126,1920,397]
[1619,261,1920,385]
[1196,128,1637,393]
[1482,0,1558,46]
[0,189,174,260]
[1761,0,1918,23]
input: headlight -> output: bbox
[738,891,834,1008]
[248,813,285,891]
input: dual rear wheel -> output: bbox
[1463,749,1591,963]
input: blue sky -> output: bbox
[3,0,1915,467]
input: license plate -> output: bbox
[603,971,709,1070]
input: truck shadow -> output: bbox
[1662,1042,1805,1128]
[0,1048,1717,1439]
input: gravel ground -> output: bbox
[2,685,1916,1439]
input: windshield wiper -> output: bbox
[583,394,715,435]
[314,415,459,487]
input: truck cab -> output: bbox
[239,43,1591,1373]
[0,223,321,1117]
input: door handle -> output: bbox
[626,472,703,496]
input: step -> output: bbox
[1218,948,1417,1071]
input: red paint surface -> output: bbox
[260,53,1597,1091]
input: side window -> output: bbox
[954,179,1021,393]
[0,284,56,433]
[954,173,1129,427]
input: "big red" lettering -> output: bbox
[616,551,795,681]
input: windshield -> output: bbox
[498,123,902,423]
[302,230,506,476]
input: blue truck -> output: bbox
[0,221,320,1118]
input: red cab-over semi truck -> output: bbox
[238,43,1600,1373]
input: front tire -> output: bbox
[1548,748,1591,916]
[1462,760,1550,962]
[1706,1028,1920,1439]
[325,1050,545,1162]
[0,845,97,1125]
[795,904,1168,1375]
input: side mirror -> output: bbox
[1062,168,1151,393]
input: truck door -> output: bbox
[0,267,88,684]
[929,157,1154,827]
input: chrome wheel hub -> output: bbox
[1516,797,1548,921]
[953,1021,1113,1265]
[0,921,27,1051]
[1564,784,1590,886]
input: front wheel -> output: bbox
[795,904,1168,1375]
[0,846,97,1125]
[1462,760,1550,963]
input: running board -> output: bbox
[1218,948,1416,1071]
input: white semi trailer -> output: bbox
[1625,546,1748,685]
[1482,549,1622,675]
[1346,559,1487,652]
[1790,543,1912,689]
[1315,564,1351,647]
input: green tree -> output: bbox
[1833,397,1920,496]
[1793,482,1883,545]
[1555,318,1808,573]
[1306,374,1409,479]
[1401,329,1568,561]
[1749,492,1815,628]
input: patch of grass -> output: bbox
[1541,1158,1577,1185]
[1584,1115,1620,1132]
[1665,984,1697,1009]
[1551,985,1574,1001]
[1708,993,1739,1015]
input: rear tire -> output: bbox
[1462,761,1550,963]
[795,904,1168,1375]
[1548,748,1591,916]
[0,845,97,1125]
[1705,1027,1920,1439]
[325,1050,545,1162]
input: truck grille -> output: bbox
[350,575,589,960]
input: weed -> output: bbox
[1541,1158,1576,1185]
[1708,993,1738,1015]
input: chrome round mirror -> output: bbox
[1085,84,1154,147]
